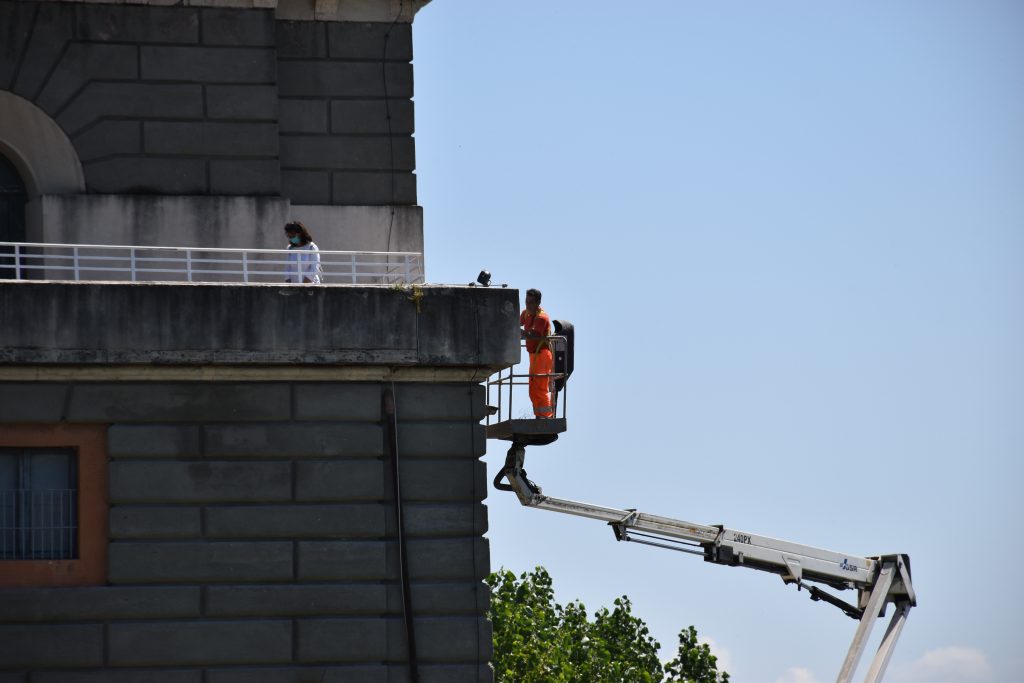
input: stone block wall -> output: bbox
[0,380,493,682]
[0,0,416,204]
[277,20,415,205]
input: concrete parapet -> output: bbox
[0,282,519,370]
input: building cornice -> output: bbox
[0,281,520,372]
[0,365,492,382]
[32,0,432,22]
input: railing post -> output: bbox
[507,365,513,419]
[73,247,80,280]
[186,249,193,282]
[14,244,22,280]
[561,376,567,419]
[130,248,137,282]
[350,253,357,284]
[242,251,249,284]
[404,255,412,283]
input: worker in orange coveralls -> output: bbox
[520,288,553,418]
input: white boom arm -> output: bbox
[495,443,917,683]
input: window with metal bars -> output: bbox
[0,449,78,560]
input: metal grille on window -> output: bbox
[0,449,78,560]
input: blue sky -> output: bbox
[412,2,1024,681]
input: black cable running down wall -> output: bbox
[383,385,420,682]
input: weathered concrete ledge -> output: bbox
[0,281,520,370]
[24,0,431,24]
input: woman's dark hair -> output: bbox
[284,221,313,246]
[526,288,542,303]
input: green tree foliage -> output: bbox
[663,626,730,683]
[487,567,730,683]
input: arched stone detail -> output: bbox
[0,90,85,198]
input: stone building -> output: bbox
[0,1,512,681]
[0,0,426,253]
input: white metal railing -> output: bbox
[0,241,425,285]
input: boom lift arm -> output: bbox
[494,442,917,683]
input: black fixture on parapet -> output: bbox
[468,270,508,287]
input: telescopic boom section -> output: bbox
[494,442,917,683]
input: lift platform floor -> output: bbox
[486,418,567,442]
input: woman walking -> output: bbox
[283,221,322,284]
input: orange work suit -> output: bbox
[520,307,553,418]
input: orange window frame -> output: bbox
[0,424,107,586]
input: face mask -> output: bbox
[288,235,301,245]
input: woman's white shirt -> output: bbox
[286,242,323,283]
